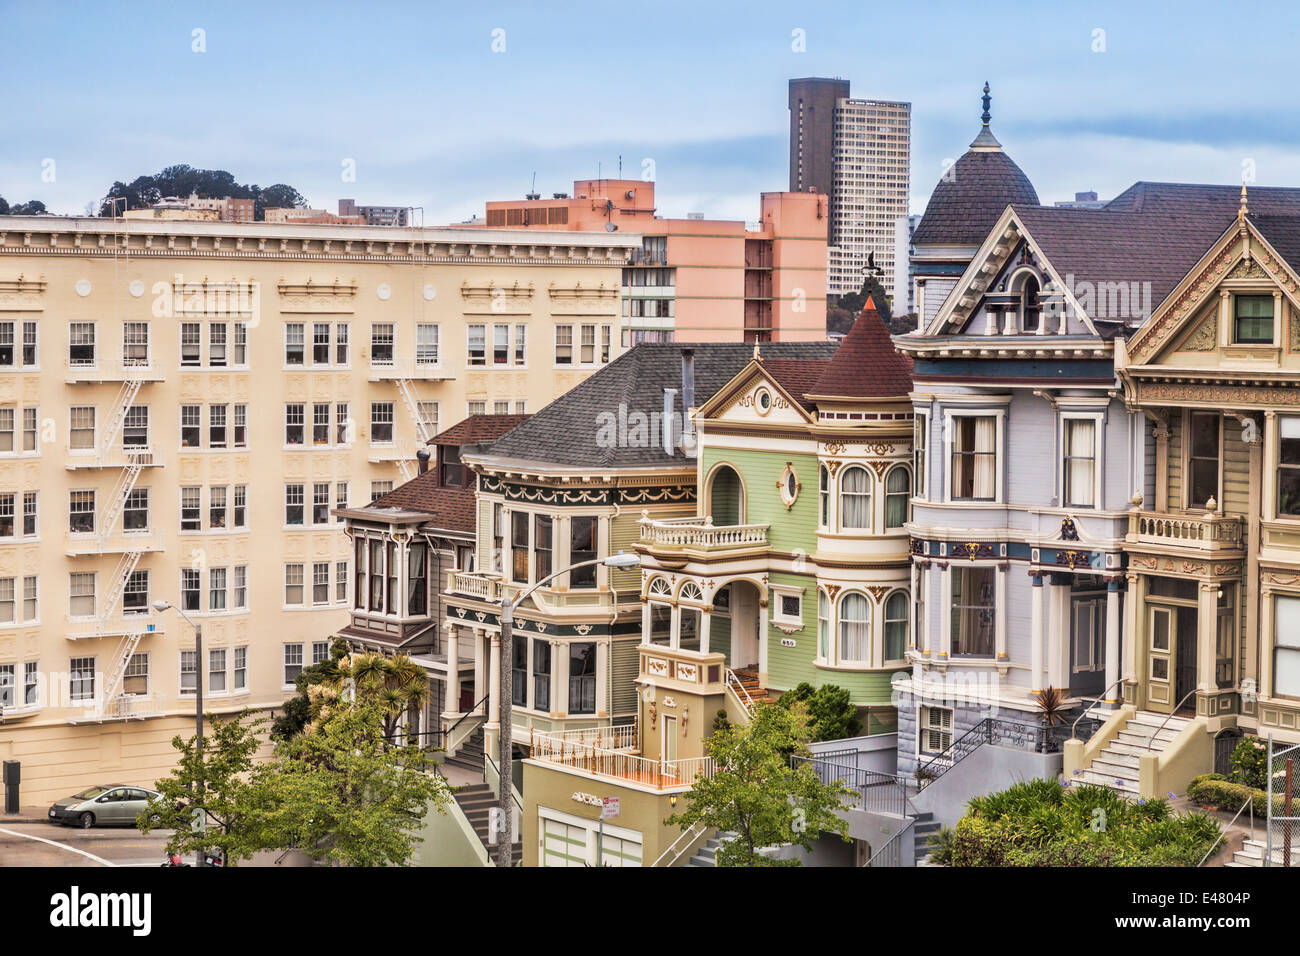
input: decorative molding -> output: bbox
[1182,310,1217,351]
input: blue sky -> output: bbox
[4,0,1298,223]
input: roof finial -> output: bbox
[981,81,991,127]
[969,81,1002,150]
[1239,182,1249,223]
[752,341,762,362]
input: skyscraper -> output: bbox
[789,79,911,299]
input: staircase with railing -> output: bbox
[917,716,1101,789]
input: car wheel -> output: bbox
[78,812,95,829]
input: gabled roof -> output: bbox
[430,413,530,447]
[1249,214,1300,275]
[479,341,839,470]
[364,475,476,536]
[808,298,914,399]
[760,358,831,411]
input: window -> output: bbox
[181,405,201,448]
[0,321,36,368]
[69,573,95,617]
[334,403,350,445]
[819,465,831,527]
[69,656,95,702]
[494,400,510,415]
[1275,597,1300,698]
[885,591,908,661]
[416,323,439,365]
[515,325,527,365]
[580,325,595,364]
[312,641,330,665]
[336,561,348,603]
[512,638,527,706]
[1279,417,1300,517]
[533,515,553,582]
[335,482,348,514]
[885,466,911,529]
[120,570,148,614]
[418,402,439,441]
[555,325,573,365]
[209,648,227,692]
[370,481,392,502]
[601,325,612,363]
[285,484,304,526]
[335,322,349,365]
[951,415,997,500]
[1188,411,1220,510]
[0,494,12,538]
[511,511,529,583]
[233,566,247,609]
[839,466,872,530]
[22,576,37,621]
[818,590,830,659]
[209,567,227,612]
[921,705,953,755]
[24,660,38,705]
[370,403,394,443]
[1234,294,1274,344]
[838,593,870,663]
[209,323,227,367]
[233,405,247,447]
[233,323,248,366]
[312,483,329,524]
[533,640,551,711]
[568,642,596,714]
[69,323,95,366]
[368,539,384,610]
[312,323,330,365]
[181,323,202,366]
[22,492,36,537]
[0,408,12,452]
[180,650,197,695]
[233,647,247,691]
[21,407,35,452]
[180,487,201,531]
[1063,418,1097,507]
[312,404,330,445]
[285,323,305,365]
[467,324,486,366]
[0,578,13,624]
[21,321,36,366]
[312,562,329,605]
[209,485,226,529]
[773,588,802,626]
[122,654,148,696]
[285,404,305,445]
[493,324,510,365]
[122,406,148,448]
[407,544,426,615]
[285,564,304,606]
[233,485,247,528]
[209,405,227,448]
[69,490,95,534]
[181,568,200,611]
[70,407,95,450]
[387,541,398,612]
[467,401,486,416]
[516,400,527,415]
[951,566,996,657]
[123,322,149,366]
[570,516,596,587]
[123,488,148,531]
[370,324,394,365]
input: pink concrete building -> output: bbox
[477,180,828,343]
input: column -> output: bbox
[596,640,609,717]
[1105,578,1122,706]
[995,564,1009,663]
[757,596,769,684]
[1123,571,1141,706]
[472,628,486,712]
[1198,582,1218,699]
[984,306,1000,335]
[938,562,951,659]
[1153,421,1170,512]
[918,562,932,657]
[1047,574,1069,689]
[1030,572,1045,693]
[640,600,651,645]
[549,640,561,715]
[487,631,501,730]
[444,623,460,717]
[1260,587,1274,701]
[699,607,711,655]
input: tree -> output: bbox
[256,685,450,866]
[97,166,306,219]
[777,682,861,742]
[271,637,349,739]
[138,710,268,866]
[2,199,46,216]
[259,183,307,213]
[338,652,430,741]
[667,702,850,866]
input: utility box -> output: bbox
[2,760,18,814]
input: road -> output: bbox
[0,821,172,867]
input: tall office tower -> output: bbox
[789,80,911,299]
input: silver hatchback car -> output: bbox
[48,784,162,829]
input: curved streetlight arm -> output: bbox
[500,552,639,623]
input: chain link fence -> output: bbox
[1266,737,1300,867]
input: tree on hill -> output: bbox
[0,198,47,216]
[98,165,307,220]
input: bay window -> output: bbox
[838,593,870,663]
[568,643,596,714]
[951,415,996,501]
[569,516,597,588]
[951,566,996,657]
[1275,596,1300,698]
[1062,417,1098,508]
[533,640,551,711]
[885,466,911,528]
[839,466,872,530]
[1188,410,1220,510]
[1278,417,1300,518]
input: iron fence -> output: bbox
[916,715,1103,788]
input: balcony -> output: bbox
[445,570,504,603]
[638,515,768,558]
[64,358,166,384]
[66,529,167,557]
[366,358,455,382]
[1127,510,1244,554]
[65,448,165,470]
[65,612,166,641]
[68,693,167,724]
[529,724,714,791]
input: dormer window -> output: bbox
[1021,275,1041,332]
[440,445,465,487]
[1233,295,1274,344]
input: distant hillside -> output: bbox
[98,164,307,221]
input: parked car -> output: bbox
[48,784,162,829]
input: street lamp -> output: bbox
[153,598,204,867]
[495,549,641,867]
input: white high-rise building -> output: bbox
[825,97,911,296]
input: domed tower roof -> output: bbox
[911,83,1039,247]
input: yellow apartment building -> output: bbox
[0,214,636,803]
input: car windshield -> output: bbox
[71,786,110,800]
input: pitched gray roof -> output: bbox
[912,148,1040,247]
[478,341,838,470]
[1249,214,1300,275]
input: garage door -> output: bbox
[539,808,644,867]
[541,817,588,867]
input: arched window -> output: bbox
[679,581,704,603]
[819,465,831,528]
[885,466,911,530]
[710,465,744,526]
[884,591,909,661]
[839,466,872,531]
[1021,274,1041,332]
[818,590,829,660]
[647,577,672,646]
[838,593,870,663]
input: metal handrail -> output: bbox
[861,817,916,867]
[1145,688,1200,750]
[652,820,708,867]
[1071,677,1127,739]
[1197,796,1254,867]
[484,751,523,814]
[725,668,757,712]
[447,693,491,737]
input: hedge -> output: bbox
[1186,773,1293,818]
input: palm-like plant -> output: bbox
[1035,686,1067,727]
[337,653,429,742]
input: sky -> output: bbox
[4,0,1300,225]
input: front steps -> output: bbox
[688,832,737,867]
[731,667,766,706]
[912,811,942,864]
[444,725,486,773]
[1225,838,1297,868]
[1072,711,1192,794]
[452,782,522,866]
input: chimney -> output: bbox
[416,447,431,476]
[680,348,695,449]
[662,388,678,456]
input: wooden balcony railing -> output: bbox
[1128,510,1244,552]
[639,515,768,552]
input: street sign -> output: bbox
[601,796,620,820]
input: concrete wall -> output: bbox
[909,742,1064,828]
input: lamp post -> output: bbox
[153,598,204,867]
[495,549,641,867]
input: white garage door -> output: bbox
[538,807,644,867]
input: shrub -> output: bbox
[1187,772,1285,817]
[1229,737,1268,790]
[776,682,861,742]
[925,825,957,865]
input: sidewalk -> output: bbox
[1,805,59,825]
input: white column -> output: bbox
[919,563,931,657]
[596,640,609,717]
[444,623,460,717]
[1047,575,1068,689]
[487,631,501,730]
[472,628,486,712]
[995,564,1009,663]
[938,563,951,659]
[1105,578,1122,705]
[549,640,561,715]
[699,608,712,655]
[1198,582,1218,697]
[1030,572,1045,693]
[640,600,651,645]
[757,596,769,683]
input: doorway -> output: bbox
[663,715,678,763]
[709,465,744,526]
[729,581,760,669]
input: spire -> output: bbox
[969,80,1002,151]
[752,341,762,362]
[1239,182,1249,223]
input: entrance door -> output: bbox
[1069,596,1105,697]
[1147,603,1198,714]
[1174,611,1198,713]
[663,715,679,764]
[730,583,759,669]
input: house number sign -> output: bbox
[780,637,797,648]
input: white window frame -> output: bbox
[943,406,1008,505]
[1059,409,1104,510]
[771,585,804,627]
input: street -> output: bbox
[0,819,173,867]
